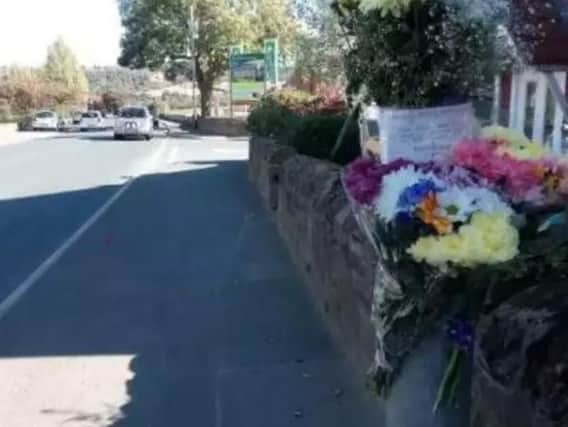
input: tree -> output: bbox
[119,0,298,117]
[85,66,162,96]
[44,37,89,103]
[0,66,45,113]
[119,0,245,116]
[117,0,132,18]
[244,0,298,55]
[290,0,347,92]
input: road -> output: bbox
[0,130,382,426]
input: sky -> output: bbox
[0,0,123,67]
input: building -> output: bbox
[495,0,568,152]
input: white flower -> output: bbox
[375,166,443,222]
[437,185,512,222]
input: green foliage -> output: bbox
[0,40,90,115]
[291,0,347,90]
[244,0,299,55]
[0,65,82,114]
[0,100,15,123]
[161,91,198,111]
[44,37,89,101]
[288,113,360,165]
[88,92,126,114]
[335,0,499,107]
[247,88,359,165]
[263,89,318,112]
[85,66,162,96]
[246,89,316,138]
[119,0,247,116]
[119,0,297,117]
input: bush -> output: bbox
[336,0,499,107]
[0,101,15,123]
[17,114,34,131]
[287,113,360,166]
[246,89,317,139]
[247,88,357,164]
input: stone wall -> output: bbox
[249,136,568,425]
[249,137,377,371]
[472,283,568,427]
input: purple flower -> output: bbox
[446,317,475,352]
[397,179,441,209]
[344,157,413,205]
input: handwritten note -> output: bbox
[376,104,474,163]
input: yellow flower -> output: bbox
[481,126,548,160]
[501,142,548,160]
[408,212,519,267]
[359,0,416,16]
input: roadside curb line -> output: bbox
[0,140,169,321]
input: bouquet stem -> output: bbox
[433,348,463,413]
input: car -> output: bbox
[32,111,58,131]
[114,106,154,140]
[79,111,103,131]
[101,113,116,130]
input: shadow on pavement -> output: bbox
[0,161,383,426]
[0,184,121,303]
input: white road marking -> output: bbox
[0,139,170,320]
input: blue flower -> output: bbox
[397,179,441,209]
[446,317,475,352]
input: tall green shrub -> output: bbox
[288,114,360,165]
[246,89,316,139]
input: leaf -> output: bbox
[537,212,568,233]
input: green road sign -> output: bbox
[230,52,265,102]
[263,38,279,86]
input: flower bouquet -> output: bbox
[343,127,568,410]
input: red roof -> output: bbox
[510,0,568,68]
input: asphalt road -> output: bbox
[0,130,382,426]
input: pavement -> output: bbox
[0,130,383,426]
[0,124,60,147]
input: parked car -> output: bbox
[114,106,154,140]
[79,111,103,131]
[101,113,116,130]
[32,111,58,131]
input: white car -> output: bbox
[79,111,104,131]
[32,111,58,131]
[114,107,154,140]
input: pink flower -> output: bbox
[344,157,412,205]
[502,154,541,200]
[452,140,500,180]
[452,139,542,203]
